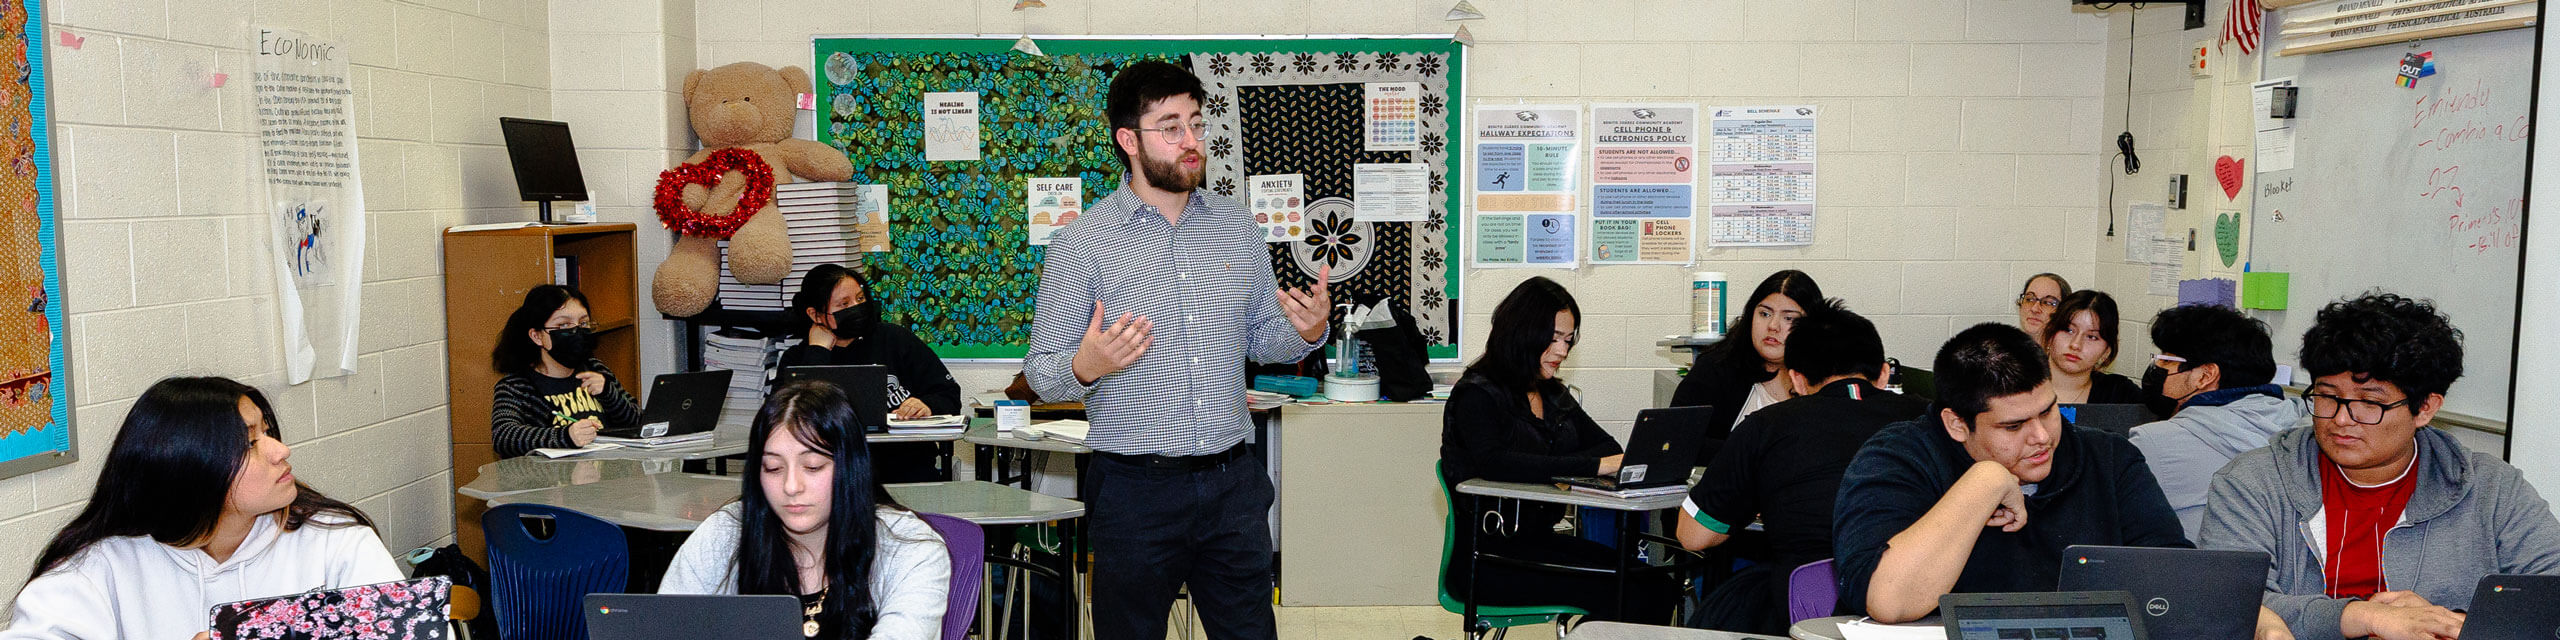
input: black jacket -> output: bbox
[1440,374,1623,543]
[1831,411,2190,616]
[1687,379,1928,571]
[777,322,962,414]
[2084,372,2145,405]
[1669,360,1773,440]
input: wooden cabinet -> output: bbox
[441,223,638,559]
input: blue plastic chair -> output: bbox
[482,504,630,640]
[915,512,985,640]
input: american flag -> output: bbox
[2224,0,2263,55]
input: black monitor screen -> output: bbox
[498,117,588,201]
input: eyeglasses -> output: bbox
[545,321,595,331]
[1131,122,1208,142]
[2017,293,2061,310]
[2307,393,2412,425]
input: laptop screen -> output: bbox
[1951,603,2141,640]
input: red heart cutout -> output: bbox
[2215,155,2245,200]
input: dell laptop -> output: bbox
[602,369,734,439]
[2058,545,2266,640]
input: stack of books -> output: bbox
[595,431,716,449]
[713,182,889,311]
[702,330,774,430]
[885,414,966,436]
[1245,390,1291,410]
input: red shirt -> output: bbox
[2319,455,2419,600]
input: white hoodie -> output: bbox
[1,513,405,640]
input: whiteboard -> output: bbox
[2251,28,2531,422]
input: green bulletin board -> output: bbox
[811,36,1466,359]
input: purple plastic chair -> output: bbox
[1787,559,1838,624]
[916,512,985,640]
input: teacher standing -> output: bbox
[1025,60,1331,640]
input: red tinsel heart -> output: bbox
[654,147,776,239]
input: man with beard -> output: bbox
[1024,60,1332,640]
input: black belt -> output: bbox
[1099,445,1250,471]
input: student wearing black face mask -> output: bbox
[488,285,643,458]
[779,264,960,483]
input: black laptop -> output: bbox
[777,364,890,434]
[1940,591,2148,640]
[2058,545,2265,640]
[585,594,802,639]
[1553,405,1713,493]
[602,370,734,439]
[2464,574,2560,639]
[2060,404,2158,437]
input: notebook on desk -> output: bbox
[1551,406,1711,498]
[210,576,450,640]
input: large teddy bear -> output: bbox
[652,61,854,318]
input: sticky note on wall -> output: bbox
[2242,272,2290,310]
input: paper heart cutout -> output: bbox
[2214,156,2245,200]
[2215,212,2241,268]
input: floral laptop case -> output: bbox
[209,576,450,640]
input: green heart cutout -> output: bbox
[2215,212,2241,268]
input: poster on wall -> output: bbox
[254,26,368,384]
[1589,103,1699,265]
[1470,106,1582,268]
[0,0,72,480]
[1024,177,1080,246]
[1706,105,1817,247]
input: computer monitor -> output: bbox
[497,117,589,223]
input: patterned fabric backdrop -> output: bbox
[811,39,1463,358]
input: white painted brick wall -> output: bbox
[680,0,2119,435]
[0,0,549,619]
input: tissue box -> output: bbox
[994,400,1029,432]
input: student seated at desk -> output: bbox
[489,284,643,458]
[1671,270,1824,433]
[2200,293,2560,640]
[779,264,960,483]
[1440,276,1673,623]
[2013,272,2071,337]
[661,379,950,640]
[1677,301,1926,635]
[1833,323,2188,623]
[2040,290,2141,405]
[5,377,404,640]
[2124,302,2303,535]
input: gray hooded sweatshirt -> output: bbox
[2128,387,2309,535]
[2199,425,2560,640]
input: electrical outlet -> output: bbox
[2168,174,2189,209]
[2192,41,2213,79]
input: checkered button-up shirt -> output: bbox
[1025,183,1325,456]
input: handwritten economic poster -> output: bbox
[254,26,367,383]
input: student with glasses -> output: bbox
[1440,277,1674,623]
[2013,273,2072,337]
[2199,293,2560,640]
[2123,302,2304,535]
[488,284,642,458]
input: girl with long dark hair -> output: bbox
[489,284,642,458]
[1436,277,1671,623]
[2041,290,2141,404]
[659,379,950,639]
[7,377,402,639]
[1671,269,1825,434]
[778,264,961,483]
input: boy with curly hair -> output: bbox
[2200,292,2560,640]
